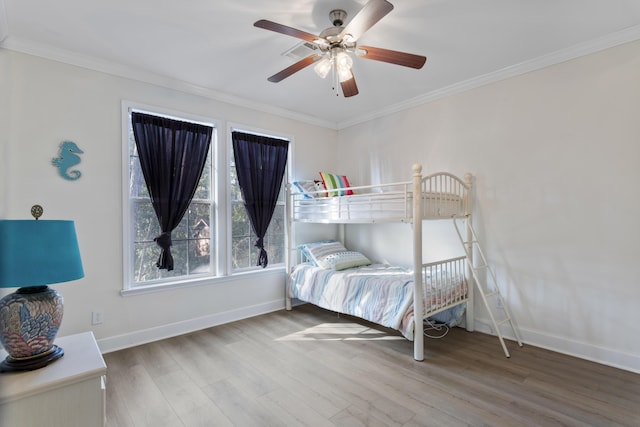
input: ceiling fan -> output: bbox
[254,0,426,97]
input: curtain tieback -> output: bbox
[255,237,268,269]
[154,232,172,250]
[254,237,264,249]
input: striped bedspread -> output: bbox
[289,264,417,339]
[289,263,468,340]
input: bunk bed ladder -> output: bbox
[453,215,523,358]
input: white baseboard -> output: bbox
[96,299,285,354]
[474,317,640,374]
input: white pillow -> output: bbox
[298,240,370,270]
[323,251,371,270]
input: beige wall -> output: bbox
[336,40,640,372]
[0,49,337,352]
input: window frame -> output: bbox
[120,102,292,295]
[121,101,219,294]
[226,123,292,274]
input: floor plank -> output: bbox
[103,304,640,427]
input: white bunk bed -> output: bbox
[285,164,474,361]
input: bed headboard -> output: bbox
[420,170,472,219]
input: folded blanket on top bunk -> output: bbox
[289,263,468,340]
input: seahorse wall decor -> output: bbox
[52,140,84,180]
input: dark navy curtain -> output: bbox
[131,112,212,271]
[232,131,288,268]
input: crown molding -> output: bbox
[2,23,640,132]
[336,24,640,130]
[0,37,337,130]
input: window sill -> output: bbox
[120,265,285,297]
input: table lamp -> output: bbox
[0,205,84,372]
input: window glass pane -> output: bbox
[229,159,243,202]
[249,245,258,267]
[168,240,188,277]
[189,202,214,274]
[265,205,285,264]
[134,202,160,242]
[232,236,252,270]
[230,206,284,268]
[129,156,149,199]
[276,183,285,202]
[128,127,136,157]
[133,241,190,283]
[231,203,250,237]
[189,239,212,274]
[231,201,253,270]
[189,203,212,238]
[268,205,285,235]
[173,215,188,241]
[193,157,211,200]
[134,242,161,282]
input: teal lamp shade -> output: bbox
[0,219,84,372]
[0,220,84,287]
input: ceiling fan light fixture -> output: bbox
[335,51,353,82]
[343,34,356,44]
[337,67,353,83]
[336,51,353,69]
[313,38,329,48]
[314,57,332,79]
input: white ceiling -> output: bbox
[2,0,640,129]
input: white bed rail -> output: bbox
[421,256,469,318]
[289,181,413,223]
[288,169,471,224]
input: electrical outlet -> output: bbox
[92,310,104,325]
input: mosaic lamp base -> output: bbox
[0,286,65,372]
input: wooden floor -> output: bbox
[103,304,640,427]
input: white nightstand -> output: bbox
[0,331,107,427]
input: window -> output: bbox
[230,142,286,271]
[122,104,288,292]
[124,106,216,289]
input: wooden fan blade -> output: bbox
[267,54,321,83]
[341,75,359,97]
[358,46,427,69]
[340,0,394,41]
[254,19,320,44]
